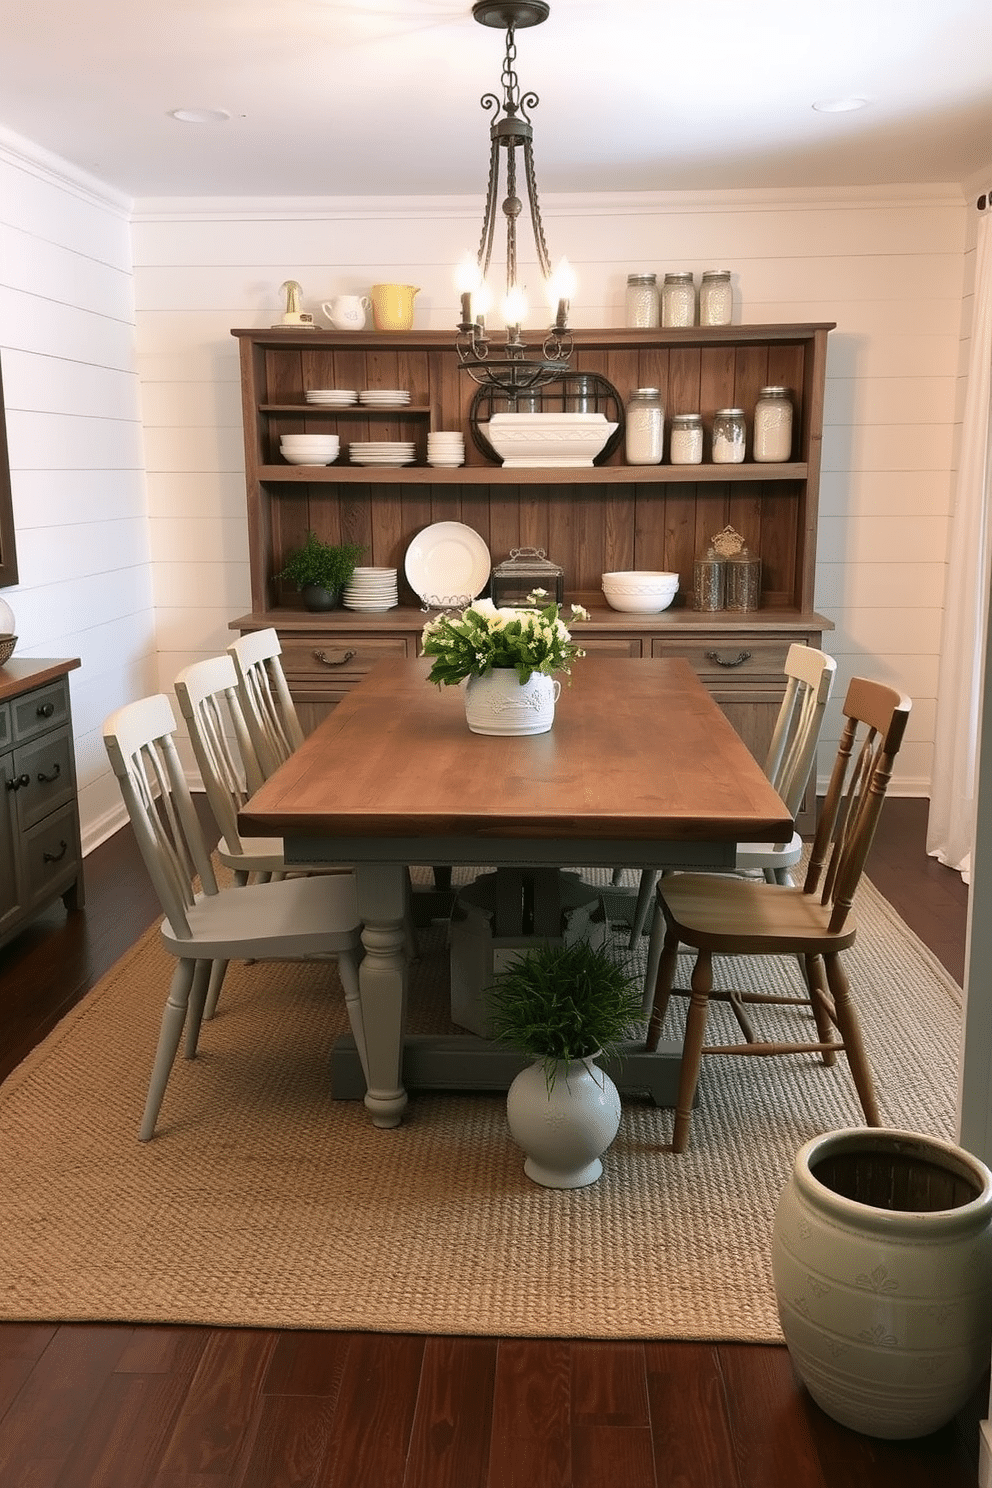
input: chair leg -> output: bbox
[823,952,881,1126]
[336,948,371,1089]
[139,958,195,1142]
[646,920,681,1050]
[672,950,713,1154]
[203,959,228,1021]
[628,869,660,948]
[183,959,213,1059]
[804,954,837,1064]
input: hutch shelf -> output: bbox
[231,323,834,827]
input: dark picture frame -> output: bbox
[0,352,18,588]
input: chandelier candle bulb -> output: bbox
[624,388,664,465]
[753,386,794,462]
[661,271,696,327]
[711,408,747,464]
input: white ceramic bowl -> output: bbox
[602,590,677,613]
[280,450,339,466]
[602,570,679,592]
[280,436,340,446]
[483,413,617,468]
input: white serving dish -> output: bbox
[602,590,678,613]
[280,451,339,466]
[482,413,617,468]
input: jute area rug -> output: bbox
[0,869,960,1341]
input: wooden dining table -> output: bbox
[239,655,793,1128]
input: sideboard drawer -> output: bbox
[651,636,794,684]
[578,636,643,658]
[11,677,71,744]
[279,635,409,682]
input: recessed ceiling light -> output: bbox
[812,97,870,113]
[168,107,231,124]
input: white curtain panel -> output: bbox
[927,203,992,882]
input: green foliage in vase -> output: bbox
[275,532,365,593]
[421,592,589,687]
[487,937,642,1092]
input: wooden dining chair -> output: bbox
[645,675,911,1153]
[227,628,304,779]
[627,644,838,958]
[102,692,367,1141]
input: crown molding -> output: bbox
[0,124,132,218]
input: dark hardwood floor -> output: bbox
[0,798,980,1487]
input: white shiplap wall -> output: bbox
[0,128,156,848]
[132,185,967,792]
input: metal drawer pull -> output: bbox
[37,763,62,784]
[6,773,30,791]
[35,702,56,718]
[313,649,357,667]
[705,650,753,669]
[43,840,69,864]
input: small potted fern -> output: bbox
[487,938,642,1189]
[275,532,365,611]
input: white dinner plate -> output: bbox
[404,521,491,605]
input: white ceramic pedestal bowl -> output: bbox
[483,414,617,468]
[602,571,679,613]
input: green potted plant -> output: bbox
[275,533,365,611]
[487,938,643,1189]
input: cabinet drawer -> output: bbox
[11,677,71,743]
[0,700,9,750]
[22,801,81,910]
[577,636,643,658]
[651,636,793,685]
[278,635,409,682]
[13,725,77,829]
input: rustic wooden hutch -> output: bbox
[230,322,833,826]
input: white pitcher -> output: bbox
[321,295,370,331]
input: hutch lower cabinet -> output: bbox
[230,323,834,831]
[0,658,84,949]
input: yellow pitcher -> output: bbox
[370,283,420,331]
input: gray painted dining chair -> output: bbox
[102,692,367,1141]
[226,628,305,780]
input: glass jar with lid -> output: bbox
[661,271,695,327]
[699,269,733,326]
[753,386,794,463]
[625,273,659,328]
[624,387,664,465]
[669,412,703,465]
[711,408,746,464]
[490,547,564,608]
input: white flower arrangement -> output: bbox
[421,590,589,687]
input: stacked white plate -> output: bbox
[305,388,357,406]
[279,434,340,466]
[427,431,465,468]
[359,389,410,407]
[343,567,399,611]
[349,441,416,467]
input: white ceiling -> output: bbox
[2,0,990,200]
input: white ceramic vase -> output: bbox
[505,1055,622,1188]
[464,668,560,736]
[772,1127,992,1439]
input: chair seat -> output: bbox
[160,871,362,962]
[658,872,859,956]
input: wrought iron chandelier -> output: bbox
[455,1,575,395]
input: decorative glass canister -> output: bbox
[725,547,762,611]
[711,407,746,464]
[693,547,725,611]
[669,412,703,465]
[661,271,696,327]
[699,269,733,326]
[753,385,794,463]
[624,387,664,465]
[490,547,564,608]
[625,272,659,328]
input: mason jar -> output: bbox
[625,273,659,328]
[624,387,664,465]
[661,271,695,327]
[699,269,733,326]
[669,412,703,464]
[711,408,746,464]
[753,386,794,463]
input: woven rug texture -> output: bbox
[0,868,961,1341]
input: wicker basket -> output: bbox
[0,634,17,665]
